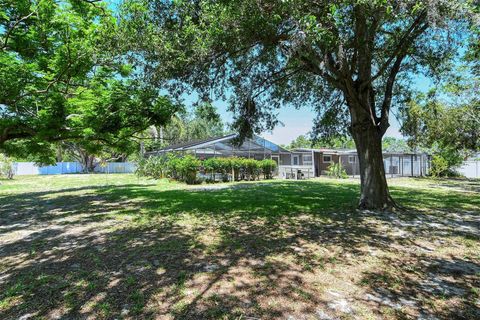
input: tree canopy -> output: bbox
[286,133,409,153]
[0,0,179,163]
[119,0,477,138]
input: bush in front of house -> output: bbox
[135,156,168,179]
[165,153,182,180]
[203,157,219,182]
[177,155,202,184]
[260,159,277,179]
[203,157,231,182]
[242,158,261,180]
[326,162,348,179]
[137,154,279,183]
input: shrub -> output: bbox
[243,159,261,180]
[165,153,182,180]
[260,159,277,179]
[0,154,14,179]
[177,155,201,184]
[430,154,450,177]
[216,158,233,181]
[326,162,348,179]
[203,157,232,182]
[203,158,218,181]
[135,156,167,179]
[429,149,464,177]
[137,154,280,183]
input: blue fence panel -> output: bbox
[94,162,137,173]
[38,163,63,175]
[61,162,81,174]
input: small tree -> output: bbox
[402,97,479,175]
[429,154,450,178]
[0,154,14,179]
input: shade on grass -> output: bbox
[0,175,478,319]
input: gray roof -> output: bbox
[145,133,291,156]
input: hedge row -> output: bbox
[136,154,277,184]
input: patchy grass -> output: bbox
[0,174,479,319]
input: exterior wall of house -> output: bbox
[336,153,430,177]
[318,153,339,175]
[288,152,313,166]
[279,153,292,165]
[340,155,360,176]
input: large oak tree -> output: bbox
[120,0,478,209]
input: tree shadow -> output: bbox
[410,177,480,193]
[0,178,478,319]
[358,256,480,319]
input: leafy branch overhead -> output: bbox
[0,0,180,161]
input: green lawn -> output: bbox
[0,174,479,319]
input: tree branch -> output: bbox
[1,10,37,51]
[379,22,429,136]
[362,10,427,89]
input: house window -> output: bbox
[303,155,313,166]
[348,156,356,163]
[323,155,332,163]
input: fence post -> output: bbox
[411,155,414,176]
[390,155,393,178]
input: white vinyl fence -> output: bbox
[457,160,480,179]
[13,162,136,176]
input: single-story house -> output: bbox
[146,133,430,179]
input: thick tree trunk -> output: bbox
[79,152,96,173]
[350,121,396,210]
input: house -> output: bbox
[146,133,430,179]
